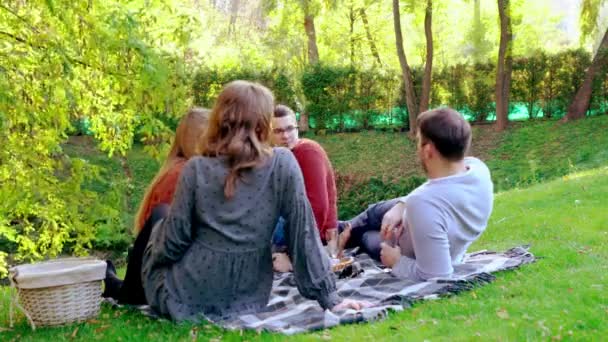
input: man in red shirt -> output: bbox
[271,105,338,271]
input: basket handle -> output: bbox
[9,275,37,331]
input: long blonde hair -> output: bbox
[134,108,210,230]
[201,80,274,199]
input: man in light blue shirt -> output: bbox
[339,108,494,280]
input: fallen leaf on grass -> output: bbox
[577,246,591,254]
[190,327,198,340]
[496,308,510,320]
[87,319,101,324]
[71,327,79,339]
[0,327,13,332]
[95,325,111,334]
[321,332,331,340]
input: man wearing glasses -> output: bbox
[270,105,339,272]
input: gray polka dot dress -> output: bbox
[141,148,341,321]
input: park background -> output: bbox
[1,0,607,340]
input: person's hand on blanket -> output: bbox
[331,298,372,312]
[380,202,406,241]
[380,242,401,268]
[272,253,293,272]
[337,222,352,258]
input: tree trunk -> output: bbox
[300,2,318,132]
[472,0,482,62]
[299,109,310,132]
[474,0,480,27]
[419,0,433,114]
[304,14,319,64]
[545,65,554,118]
[349,5,356,66]
[392,0,418,134]
[360,7,382,66]
[495,0,512,131]
[228,0,240,36]
[564,27,608,121]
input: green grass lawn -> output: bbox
[2,165,607,341]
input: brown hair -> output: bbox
[274,104,295,118]
[135,107,210,231]
[201,80,274,199]
[417,107,471,161]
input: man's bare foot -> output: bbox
[272,253,293,273]
[337,223,352,257]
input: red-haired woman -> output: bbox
[103,108,209,305]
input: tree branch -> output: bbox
[0,31,133,78]
[0,3,40,33]
[0,30,29,45]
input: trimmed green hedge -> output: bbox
[192,49,607,132]
[192,67,297,111]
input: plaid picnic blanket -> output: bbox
[215,245,535,334]
[107,246,535,335]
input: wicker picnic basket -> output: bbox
[8,257,107,330]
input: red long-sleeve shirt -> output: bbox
[291,139,338,242]
[137,159,187,231]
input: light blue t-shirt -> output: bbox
[392,157,494,280]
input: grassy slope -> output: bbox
[1,166,607,341]
[315,116,608,192]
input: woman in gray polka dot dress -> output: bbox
[141,80,366,321]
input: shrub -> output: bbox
[434,64,468,111]
[590,48,608,116]
[467,62,495,122]
[545,49,591,118]
[512,52,548,119]
[301,64,357,130]
[192,67,298,110]
[336,173,425,220]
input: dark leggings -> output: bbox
[340,198,400,261]
[108,204,169,305]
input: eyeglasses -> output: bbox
[272,125,298,134]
